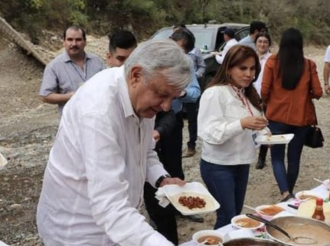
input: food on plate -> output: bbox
[168,192,215,213]
[178,195,206,209]
[297,193,319,201]
[234,217,261,228]
[266,135,285,141]
[197,235,223,245]
[259,205,284,216]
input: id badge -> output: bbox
[252,131,260,148]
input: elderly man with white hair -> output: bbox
[36,39,193,246]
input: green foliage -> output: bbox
[1,0,330,45]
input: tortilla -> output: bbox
[167,192,216,214]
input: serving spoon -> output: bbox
[246,213,317,245]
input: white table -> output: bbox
[0,241,9,246]
[180,181,329,246]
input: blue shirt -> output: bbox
[171,71,201,114]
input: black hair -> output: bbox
[277,28,304,90]
[63,26,86,41]
[173,23,187,29]
[255,32,272,46]
[108,30,137,54]
[249,21,267,35]
[169,28,195,53]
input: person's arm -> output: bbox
[40,92,74,104]
[181,72,201,103]
[323,46,330,94]
[260,57,274,103]
[39,63,74,104]
[154,110,176,140]
[324,62,330,90]
[215,42,230,64]
[194,48,206,78]
[310,61,323,99]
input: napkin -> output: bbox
[155,187,170,208]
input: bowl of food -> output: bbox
[231,214,264,231]
[192,230,224,246]
[255,205,284,221]
[295,190,320,202]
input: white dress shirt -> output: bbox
[37,67,173,246]
[215,39,238,64]
[198,85,263,165]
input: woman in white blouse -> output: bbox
[253,32,272,169]
[198,45,268,229]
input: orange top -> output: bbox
[261,55,323,126]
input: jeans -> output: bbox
[184,102,198,150]
[268,120,310,195]
[200,159,249,229]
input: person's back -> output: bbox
[261,27,322,202]
[39,26,105,116]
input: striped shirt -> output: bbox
[39,51,105,115]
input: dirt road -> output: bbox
[0,34,329,245]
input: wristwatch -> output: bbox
[155,174,171,188]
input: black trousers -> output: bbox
[184,102,198,150]
[143,112,184,245]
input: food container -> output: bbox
[231,214,264,231]
[255,205,284,221]
[223,238,282,246]
[295,190,320,202]
[192,230,224,246]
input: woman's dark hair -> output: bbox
[277,28,304,90]
[255,32,272,46]
[208,45,263,112]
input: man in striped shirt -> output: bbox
[39,25,105,116]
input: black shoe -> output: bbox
[280,194,295,202]
[255,158,266,170]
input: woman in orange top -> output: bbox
[261,28,322,202]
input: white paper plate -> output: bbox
[0,152,8,170]
[162,182,220,215]
[255,134,294,145]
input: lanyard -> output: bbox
[230,84,254,116]
[70,61,87,82]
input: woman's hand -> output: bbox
[240,116,268,130]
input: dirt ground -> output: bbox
[0,33,329,245]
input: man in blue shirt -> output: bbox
[239,21,267,50]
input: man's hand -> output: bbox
[240,116,268,130]
[159,177,186,187]
[152,130,160,142]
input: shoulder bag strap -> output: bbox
[308,59,318,125]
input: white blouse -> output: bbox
[198,85,263,165]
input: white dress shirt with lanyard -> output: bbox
[198,84,264,165]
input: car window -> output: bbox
[235,28,250,41]
[189,29,215,51]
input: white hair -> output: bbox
[124,39,193,91]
